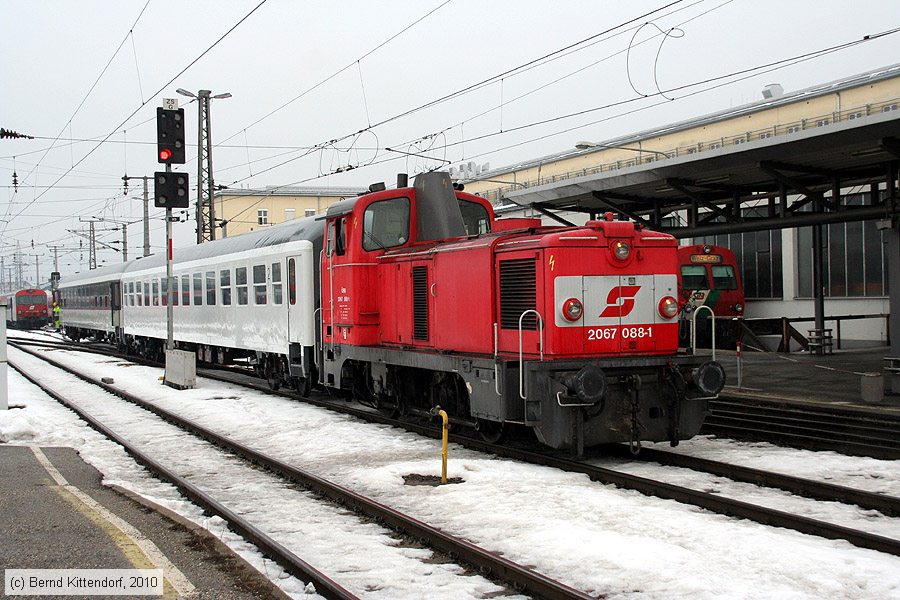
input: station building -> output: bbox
[459,63,900,346]
[213,185,365,237]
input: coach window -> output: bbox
[193,273,203,306]
[271,262,283,305]
[161,278,168,306]
[181,275,191,306]
[362,197,409,251]
[236,267,248,305]
[152,279,159,306]
[136,281,143,306]
[288,259,297,305]
[144,281,150,306]
[172,277,179,306]
[220,269,232,306]
[206,271,216,305]
[253,264,267,305]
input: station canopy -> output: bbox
[505,111,900,238]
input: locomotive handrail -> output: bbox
[518,310,544,401]
[690,305,716,361]
[493,323,501,396]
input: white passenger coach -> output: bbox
[59,217,324,394]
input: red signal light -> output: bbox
[159,148,173,161]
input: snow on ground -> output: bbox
[3,335,900,599]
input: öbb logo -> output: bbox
[598,285,641,318]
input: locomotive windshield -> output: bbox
[18,294,47,304]
[458,199,491,235]
[711,265,738,290]
[680,265,709,290]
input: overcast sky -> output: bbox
[2,0,898,278]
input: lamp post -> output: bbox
[574,140,671,160]
[176,88,232,243]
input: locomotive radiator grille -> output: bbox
[499,258,537,330]
[412,265,429,340]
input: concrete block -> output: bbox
[165,349,196,390]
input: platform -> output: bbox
[708,344,900,414]
[0,445,288,599]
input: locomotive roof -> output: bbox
[60,216,324,286]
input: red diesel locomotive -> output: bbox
[5,288,51,329]
[320,173,724,451]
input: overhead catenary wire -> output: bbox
[1,0,270,239]
[219,27,900,226]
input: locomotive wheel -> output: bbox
[475,419,506,444]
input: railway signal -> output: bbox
[156,107,186,164]
[154,171,189,208]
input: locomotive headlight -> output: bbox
[734,303,743,313]
[658,296,679,319]
[612,240,631,261]
[562,298,584,322]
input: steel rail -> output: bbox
[17,338,900,556]
[704,397,900,460]
[7,354,357,600]
[597,445,900,517]
[9,341,595,600]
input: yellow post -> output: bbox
[439,409,449,484]
[430,405,450,484]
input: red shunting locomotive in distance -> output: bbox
[5,288,51,329]
[319,172,724,451]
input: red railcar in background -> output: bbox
[5,288,51,329]
[676,244,745,347]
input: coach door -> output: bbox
[110,281,122,329]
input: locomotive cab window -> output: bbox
[711,265,738,290]
[362,197,409,251]
[680,265,709,290]
[458,199,491,235]
[326,218,347,257]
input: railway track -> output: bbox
[9,340,594,600]
[13,335,900,559]
[704,396,900,460]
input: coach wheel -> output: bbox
[294,376,312,399]
[266,364,281,391]
[475,419,506,444]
